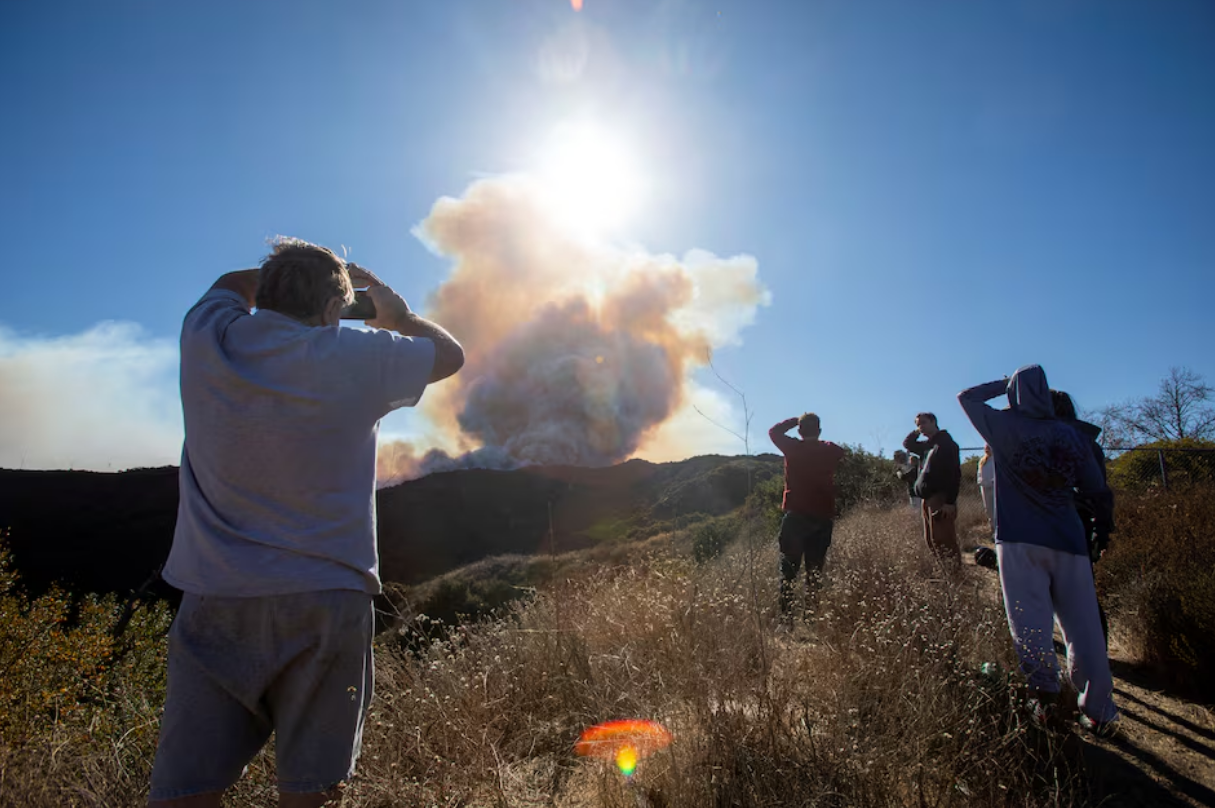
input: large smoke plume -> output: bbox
[0,323,182,471]
[377,176,768,484]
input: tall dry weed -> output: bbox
[2,508,1085,807]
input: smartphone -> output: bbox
[341,290,377,320]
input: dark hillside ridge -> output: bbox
[0,455,778,598]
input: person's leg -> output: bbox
[148,595,274,806]
[149,795,223,808]
[800,516,833,615]
[271,591,376,801]
[937,505,961,567]
[920,499,934,554]
[279,787,343,808]
[924,496,961,568]
[1051,552,1118,725]
[997,543,1061,696]
[802,516,833,578]
[777,513,806,617]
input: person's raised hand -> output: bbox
[364,285,414,332]
[346,262,385,289]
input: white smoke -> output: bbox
[376,175,769,483]
[0,322,181,470]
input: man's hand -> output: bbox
[364,285,414,332]
[930,503,957,519]
[346,262,385,289]
[361,281,465,382]
[1091,531,1110,563]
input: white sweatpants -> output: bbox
[997,542,1118,724]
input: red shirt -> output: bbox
[770,429,846,520]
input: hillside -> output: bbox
[0,455,780,599]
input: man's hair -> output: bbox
[1051,390,1077,420]
[255,238,353,321]
[915,412,937,425]
[798,412,821,436]
[893,449,908,462]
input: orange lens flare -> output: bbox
[575,719,672,776]
[571,0,583,9]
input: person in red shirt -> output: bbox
[769,413,847,618]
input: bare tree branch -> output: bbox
[692,404,748,445]
[1098,366,1215,446]
[697,350,753,458]
[692,350,756,492]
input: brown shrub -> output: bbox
[1097,485,1215,697]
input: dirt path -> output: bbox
[1081,648,1215,807]
[961,530,1215,807]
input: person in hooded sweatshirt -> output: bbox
[958,366,1119,734]
[1052,389,1115,648]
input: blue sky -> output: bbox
[2,0,1213,470]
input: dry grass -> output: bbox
[1097,485,1215,698]
[1,509,1088,807]
[344,507,1075,807]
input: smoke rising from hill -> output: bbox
[377,176,768,484]
[0,178,767,477]
[0,323,182,471]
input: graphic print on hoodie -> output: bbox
[958,365,1106,556]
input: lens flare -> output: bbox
[571,0,583,9]
[575,719,672,777]
[615,744,639,776]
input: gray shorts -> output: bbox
[149,590,375,800]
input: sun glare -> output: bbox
[538,122,643,235]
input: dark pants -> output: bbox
[778,511,834,616]
[1084,521,1111,649]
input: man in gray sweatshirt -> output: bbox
[148,240,465,807]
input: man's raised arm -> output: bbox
[366,285,464,383]
[769,417,800,453]
[903,431,929,457]
[209,269,260,309]
[957,378,1009,444]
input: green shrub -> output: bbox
[0,529,173,805]
[1106,438,1215,492]
[690,514,740,564]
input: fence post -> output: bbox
[1157,449,1169,490]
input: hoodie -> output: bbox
[1063,418,1116,539]
[903,429,961,504]
[957,365,1107,556]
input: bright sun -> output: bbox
[537,122,643,234]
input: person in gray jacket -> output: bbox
[148,240,465,807]
[959,365,1118,735]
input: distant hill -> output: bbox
[0,455,780,600]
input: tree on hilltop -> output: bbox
[1095,366,1215,448]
